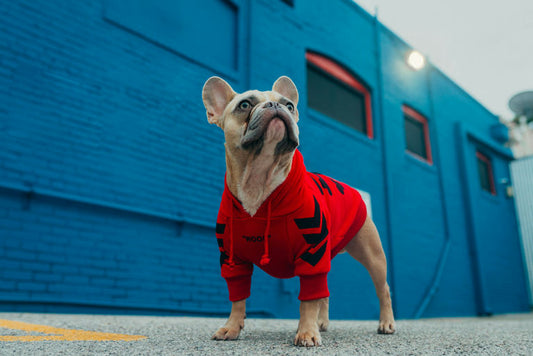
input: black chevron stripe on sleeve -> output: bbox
[300,241,328,266]
[331,179,345,194]
[220,251,229,267]
[216,223,226,234]
[294,197,321,229]
[310,176,324,195]
[301,213,328,244]
[317,175,332,195]
[294,194,330,267]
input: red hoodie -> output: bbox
[215,150,367,301]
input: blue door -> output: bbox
[458,127,529,315]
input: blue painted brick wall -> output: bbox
[0,0,529,318]
[0,0,233,314]
[0,188,232,314]
[0,0,227,224]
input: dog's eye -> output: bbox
[239,100,251,110]
[286,102,295,112]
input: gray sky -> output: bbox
[355,0,533,120]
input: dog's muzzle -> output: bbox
[241,101,299,155]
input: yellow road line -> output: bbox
[0,319,147,342]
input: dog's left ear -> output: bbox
[202,76,236,127]
[272,76,299,106]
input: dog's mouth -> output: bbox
[241,103,299,155]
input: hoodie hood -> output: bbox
[220,149,307,220]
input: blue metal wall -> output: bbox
[0,0,529,319]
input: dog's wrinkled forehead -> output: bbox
[230,90,284,108]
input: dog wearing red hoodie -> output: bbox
[202,76,395,346]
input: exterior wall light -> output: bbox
[406,50,425,70]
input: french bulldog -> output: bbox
[202,76,395,347]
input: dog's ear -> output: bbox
[272,76,299,106]
[202,76,236,127]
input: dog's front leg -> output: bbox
[294,298,322,347]
[212,299,246,340]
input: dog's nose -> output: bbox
[263,101,281,109]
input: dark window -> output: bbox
[403,106,432,164]
[281,0,294,6]
[405,116,426,157]
[476,151,496,195]
[306,52,373,138]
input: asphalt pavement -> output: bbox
[0,312,532,355]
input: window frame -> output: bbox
[306,52,374,139]
[402,105,433,165]
[476,151,497,195]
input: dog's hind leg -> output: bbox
[344,215,395,334]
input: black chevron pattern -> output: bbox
[317,175,332,195]
[216,223,227,266]
[294,195,329,266]
[294,197,320,229]
[331,179,345,194]
[216,223,226,234]
[300,241,328,266]
[219,251,229,267]
[310,176,324,195]
[302,213,328,244]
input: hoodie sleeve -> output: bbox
[221,260,253,302]
[294,240,331,301]
[293,192,331,301]
[216,221,253,302]
[293,206,332,301]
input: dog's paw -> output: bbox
[294,327,322,347]
[377,319,395,334]
[317,318,329,332]
[212,326,241,341]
